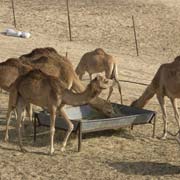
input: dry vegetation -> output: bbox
[0,0,180,179]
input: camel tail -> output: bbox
[110,63,118,80]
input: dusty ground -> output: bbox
[0,0,180,179]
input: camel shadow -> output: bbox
[108,161,180,176]
[0,144,50,156]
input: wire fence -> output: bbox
[2,0,179,59]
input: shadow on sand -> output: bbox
[108,161,180,176]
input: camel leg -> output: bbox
[169,98,180,143]
[13,109,17,120]
[59,107,74,152]
[49,106,57,155]
[21,109,27,135]
[115,79,123,104]
[16,97,27,152]
[26,103,33,122]
[5,92,16,142]
[4,106,14,142]
[170,98,180,129]
[107,86,113,101]
[156,93,167,139]
[107,80,116,101]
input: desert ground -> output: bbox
[0,0,180,179]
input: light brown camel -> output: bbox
[19,47,114,117]
[131,57,180,142]
[8,69,113,154]
[75,48,123,104]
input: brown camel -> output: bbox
[0,58,32,91]
[7,69,113,154]
[131,57,180,143]
[19,47,114,117]
[75,48,123,104]
[0,58,33,126]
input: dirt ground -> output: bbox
[0,0,180,179]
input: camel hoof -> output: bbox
[49,149,55,155]
[160,137,167,140]
[159,134,167,140]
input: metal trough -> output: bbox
[33,103,156,151]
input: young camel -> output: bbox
[18,47,114,117]
[8,69,113,154]
[131,56,180,143]
[75,48,123,104]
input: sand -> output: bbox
[0,0,180,179]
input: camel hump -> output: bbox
[20,47,57,59]
[94,48,105,55]
[31,47,57,55]
[44,47,57,53]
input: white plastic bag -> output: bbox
[5,28,31,38]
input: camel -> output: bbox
[75,48,123,104]
[18,47,114,117]
[0,58,32,91]
[0,58,33,126]
[131,56,180,143]
[7,69,113,154]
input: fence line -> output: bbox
[119,79,149,86]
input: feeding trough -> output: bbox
[33,103,156,151]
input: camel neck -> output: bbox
[134,84,156,108]
[62,85,100,106]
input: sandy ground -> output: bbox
[0,0,180,179]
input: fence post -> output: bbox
[11,0,17,28]
[66,0,72,41]
[132,16,139,56]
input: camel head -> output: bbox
[131,100,137,107]
[102,100,115,117]
[130,99,142,108]
[91,75,113,90]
